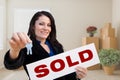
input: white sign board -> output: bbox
[26,43,100,80]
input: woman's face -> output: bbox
[34,15,51,41]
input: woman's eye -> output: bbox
[39,23,51,27]
[48,24,51,27]
[39,23,43,25]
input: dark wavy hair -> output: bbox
[27,11,63,48]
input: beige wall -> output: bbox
[0,0,112,67]
[6,0,112,50]
[112,0,120,69]
[112,0,120,49]
[0,0,6,68]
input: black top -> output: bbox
[4,39,80,80]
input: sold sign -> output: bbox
[26,43,100,80]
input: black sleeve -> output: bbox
[64,72,81,80]
[4,49,26,70]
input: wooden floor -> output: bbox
[0,68,120,80]
[82,69,120,80]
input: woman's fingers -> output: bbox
[75,66,87,73]
[10,32,32,49]
[23,32,32,43]
[75,66,87,79]
[9,39,18,48]
[11,32,21,44]
[17,32,28,44]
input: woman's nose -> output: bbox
[43,25,48,29]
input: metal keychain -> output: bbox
[26,43,33,55]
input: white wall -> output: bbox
[112,0,120,49]
[0,0,6,68]
[112,0,120,69]
[0,0,112,67]
[6,0,112,50]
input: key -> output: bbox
[26,43,33,55]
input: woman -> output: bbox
[4,11,87,80]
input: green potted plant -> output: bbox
[98,48,120,75]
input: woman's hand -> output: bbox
[9,32,32,59]
[75,66,87,79]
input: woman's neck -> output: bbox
[36,38,46,44]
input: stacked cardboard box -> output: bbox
[100,23,118,49]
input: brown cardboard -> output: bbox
[102,37,118,49]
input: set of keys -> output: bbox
[26,43,33,55]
